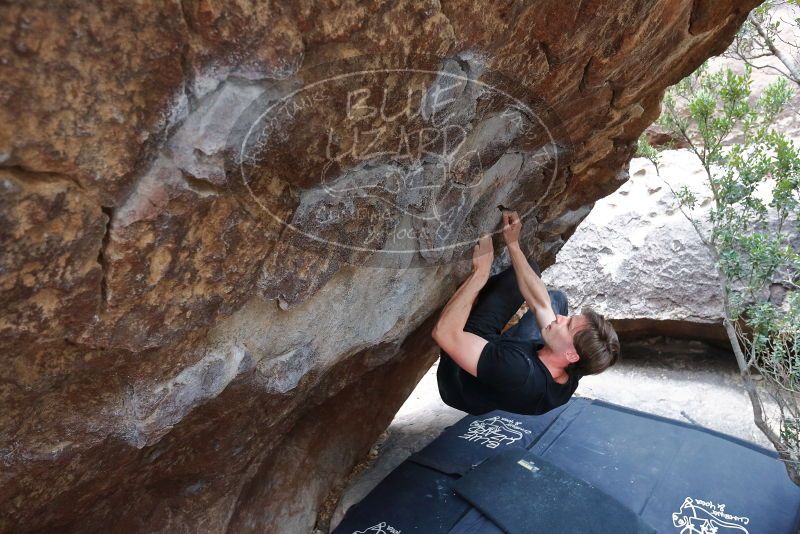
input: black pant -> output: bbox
[436,257,569,413]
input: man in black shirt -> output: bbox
[432,211,620,415]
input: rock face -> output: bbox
[0,1,760,532]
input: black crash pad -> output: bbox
[334,399,800,534]
[453,448,656,533]
[448,508,504,534]
[331,461,469,534]
[529,400,800,533]
[408,404,568,475]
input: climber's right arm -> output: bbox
[502,212,557,330]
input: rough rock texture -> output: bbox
[643,123,691,149]
[543,149,799,345]
[0,1,761,532]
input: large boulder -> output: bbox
[543,150,729,344]
[543,148,799,346]
[0,1,760,531]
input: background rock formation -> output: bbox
[544,150,800,347]
[543,150,731,345]
[0,1,760,531]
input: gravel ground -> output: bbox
[329,337,772,530]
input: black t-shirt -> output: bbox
[438,336,580,416]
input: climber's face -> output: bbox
[542,313,588,361]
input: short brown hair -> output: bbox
[569,307,620,377]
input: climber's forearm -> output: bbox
[432,268,490,338]
[507,241,550,311]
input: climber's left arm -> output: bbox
[431,236,492,377]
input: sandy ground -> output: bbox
[329,337,772,530]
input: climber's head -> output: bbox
[541,307,619,376]
[569,307,620,376]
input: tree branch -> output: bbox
[752,18,800,84]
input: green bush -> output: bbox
[637,60,800,483]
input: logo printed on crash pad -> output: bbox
[352,521,401,534]
[672,497,750,534]
[458,416,531,449]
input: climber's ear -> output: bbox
[565,350,580,364]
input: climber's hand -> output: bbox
[472,234,493,276]
[502,211,522,245]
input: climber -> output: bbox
[431,211,620,416]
